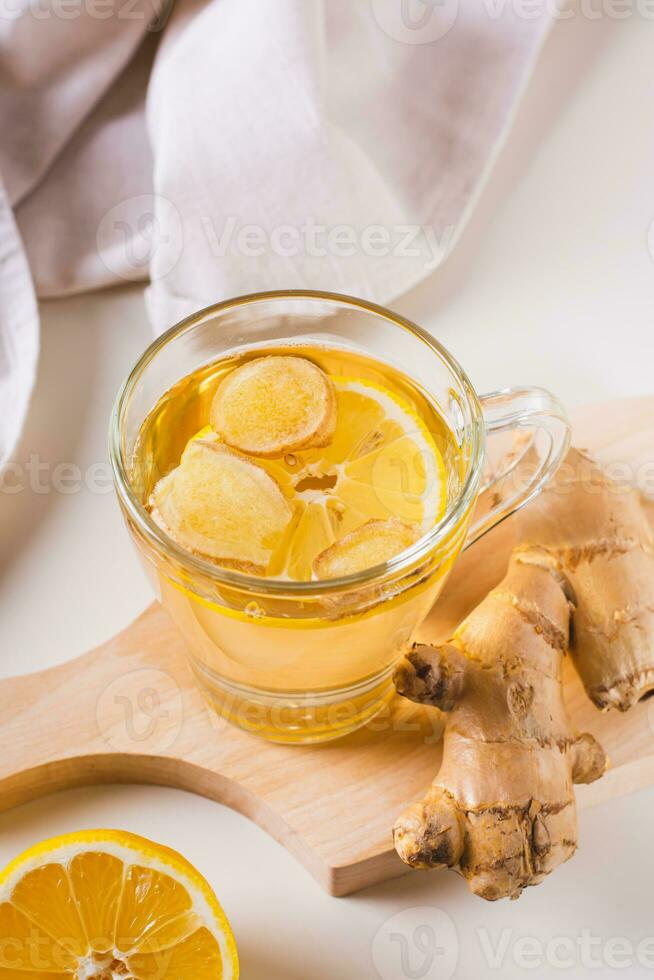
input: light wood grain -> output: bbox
[1,398,652,896]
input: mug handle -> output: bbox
[465,386,571,547]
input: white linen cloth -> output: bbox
[0,0,557,466]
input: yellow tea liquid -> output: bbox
[129,345,471,742]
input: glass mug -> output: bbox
[110,291,569,744]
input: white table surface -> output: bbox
[2,15,654,980]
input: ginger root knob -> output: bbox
[393,549,607,901]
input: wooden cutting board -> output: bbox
[1,398,652,896]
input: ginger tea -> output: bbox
[128,345,471,742]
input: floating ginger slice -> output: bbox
[313,518,420,579]
[151,439,292,573]
[210,355,337,457]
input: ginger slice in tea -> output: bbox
[151,439,292,573]
[313,518,420,580]
[210,355,337,457]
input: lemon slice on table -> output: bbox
[262,377,448,580]
[0,830,238,979]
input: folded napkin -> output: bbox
[0,177,38,468]
[0,0,557,466]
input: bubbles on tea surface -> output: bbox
[244,601,265,619]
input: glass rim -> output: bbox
[109,289,486,597]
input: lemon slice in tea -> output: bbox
[263,376,447,580]
[0,829,238,978]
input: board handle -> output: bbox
[0,654,100,810]
[0,605,200,812]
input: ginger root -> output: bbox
[509,448,654,711]
[393,549,606,901]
